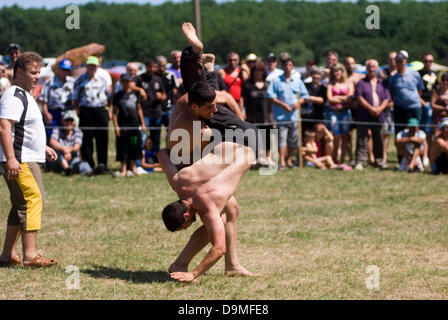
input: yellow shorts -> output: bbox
[1,162,45,231]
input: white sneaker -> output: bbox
[354,163,363,171]
[423,157,430,167]
[416,157,424,172]
[136,166,148,175]
[126,170,134,177]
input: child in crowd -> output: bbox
[396,118,426,172]
[302,130,339,170]
[141,137,163,173]
[112,73,146,177]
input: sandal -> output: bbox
[23,254,58,268]
[0,255,22,268]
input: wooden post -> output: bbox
[297,102,303,169]
[194,0,201,40]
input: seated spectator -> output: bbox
[315,122,334,159]
[112,73,146,177]
[303,68,326,133]
[396,118,426,172]
[141,137,163,173]
[430,118,448,174]
[302,130,338,170]
[48,110,92,175]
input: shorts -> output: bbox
[277,121,299,148]
[329,108,351,136]
[1,162,45,231]
[116,129,143,162]
[382,108,395,135]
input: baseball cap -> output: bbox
[62,110,77,121]
[266,53,277,61]
[120,73,132,81]
[438,117,448,129]
[396,50,409,61]
[246,53,257,62]
[86,56,99,66]
[7,43,20,52]
[59,59,73,70]
[408,117,419,127]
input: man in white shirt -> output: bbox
[0,52,58,268]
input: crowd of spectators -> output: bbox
[2,42,448,176]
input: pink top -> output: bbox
[330,85,350,109]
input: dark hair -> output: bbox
[249,62,267,81]
[145,58,156,66]
[282,57,295,67]
[162,200,188,232]
[13,51,43,79]
[188,81,216,106]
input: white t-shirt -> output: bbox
[0,85,46,163]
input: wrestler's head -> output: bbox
[162,200,197,232]
[188,81,217,120]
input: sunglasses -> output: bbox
[424,60,433,63]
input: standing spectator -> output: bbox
[94,54,113,118]
[167,50,183,87]
[136,58,166,157]
[430,118,448,174]
[242,62,273,164]
[5,43,21,82]
[218,52,243,107]
[73,56,111,174]
[345,56,365,85]
[303,68,327,132]
[39,59,75,139]
[267,58,309,170]
[156,55,179,134]
[265,53,283,84]
[322,51,339,85]
[327,63,354,164]
[241,53,258,82]
[0,61,11,98]
[354,59,391,170]
[419,54,438,139]
[431,72,448,133]
[48,110,92,175]
[0,51,58,268]
[388,50,425,134]
[112,73,146,177]
[396,118,426,172]
[302,59,317,84]
[379,51,397,164]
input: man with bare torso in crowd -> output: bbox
[159,23,257,282]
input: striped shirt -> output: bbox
[0,85,46,163]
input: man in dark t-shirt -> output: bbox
[136,59,166,155]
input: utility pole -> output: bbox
[194,0,201,40]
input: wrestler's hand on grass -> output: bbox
[170,271,198,283]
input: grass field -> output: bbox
[0,135,447,300]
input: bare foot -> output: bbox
[182,22,203,54]
[225,265,259,277]
[169,263,188,273]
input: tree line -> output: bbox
[1,0,447,66]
